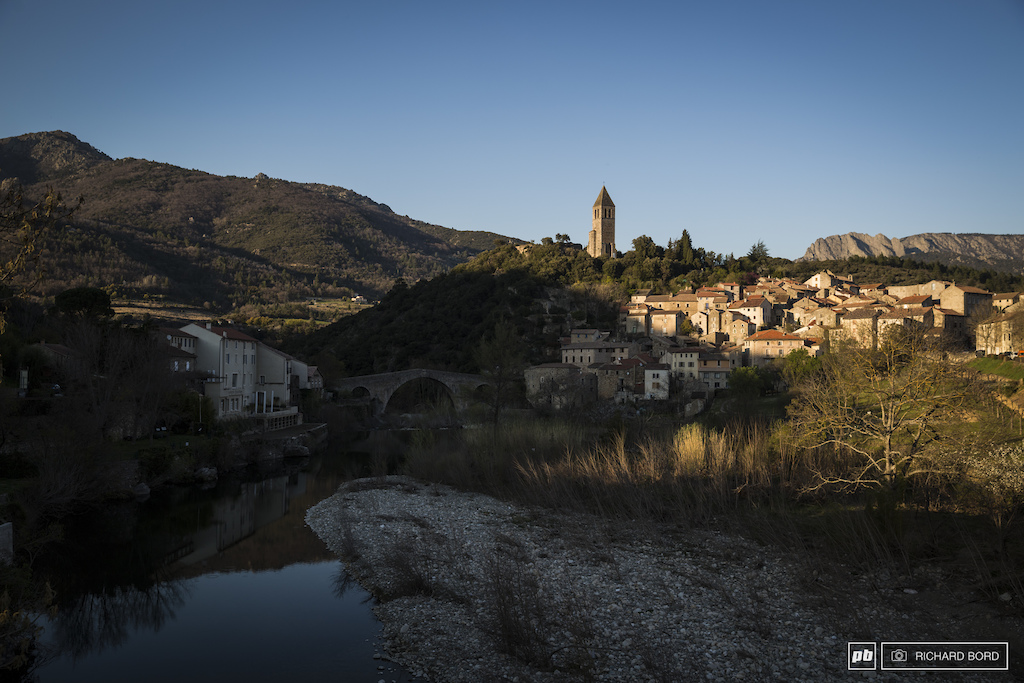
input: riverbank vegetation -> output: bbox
[398,335,1024,618]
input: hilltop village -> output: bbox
[525,187,1015,413]
[24,186,1021,431]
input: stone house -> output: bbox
[696,289,733,310]
[837,308,881,349]
[662,346,700,381]
[569,329,609,343]
[718,282,742,298]
[624,304,651,335]
[940,285,992,317]
[920,280,953,298]
[692,309,735,342]
[307,366,324,393]
[644,292,699,314]
[596,358,645,400]
[975,310,1024,356]
[993,293,1022,312]
[782,281,818,299]
[728,296,772,328]
[886,284,924,300]
[725,315,757,344]
[649,309,683,337]
[896,295,933,309]
[560,340,631,368]
[877,307,934,339]
[743,330,807,367]
[525,363,598,409]
[697,348,737,390]
[163,344,196,374]
[804,270,853,291]
[932,308,966,341]
[643,363,671,400]
[630,289,651,304]
[788,298,822,327]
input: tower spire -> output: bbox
[587,186,616,258]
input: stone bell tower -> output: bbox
[587,186,616,258]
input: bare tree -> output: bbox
[968,303,998,351]
[0,186,80,331]
[789,326,977,490]
[61,320,179,441]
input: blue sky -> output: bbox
[2,0,1022,260]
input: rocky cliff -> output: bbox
[800,232,1024,273]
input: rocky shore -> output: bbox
[306,476,1021,682]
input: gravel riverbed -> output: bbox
[306,476,1021,682]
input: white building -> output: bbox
[177,323,307,427]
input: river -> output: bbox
[28,435,423,682]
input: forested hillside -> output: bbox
[298,234,1024,379]
[0,131,514,309]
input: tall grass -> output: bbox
[402,417,593,497]
[399,413,1024,612]
[512,421,799,524]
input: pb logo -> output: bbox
[849,642,878,670]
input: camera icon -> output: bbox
[891,649,908,663]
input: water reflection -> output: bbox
[44,580,191,661]
[29,441,423,683]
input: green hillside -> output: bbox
[295,236,1024,379]
[0,131,516,309]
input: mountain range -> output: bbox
[0,131,515,307]
[800,232,1024,272]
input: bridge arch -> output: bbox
[382,376,456,415]
[332,369,489,418]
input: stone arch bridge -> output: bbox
[333,369,489,417]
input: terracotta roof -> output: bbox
[561,341,628,350]
[745,330,804,342]
[729,298,766,309]
[984,310,1022,324]
[600,358,642,371]
[879,308,932,320]
[842,308,880,320]
[665,346,699,354]
[204,326,258,342]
